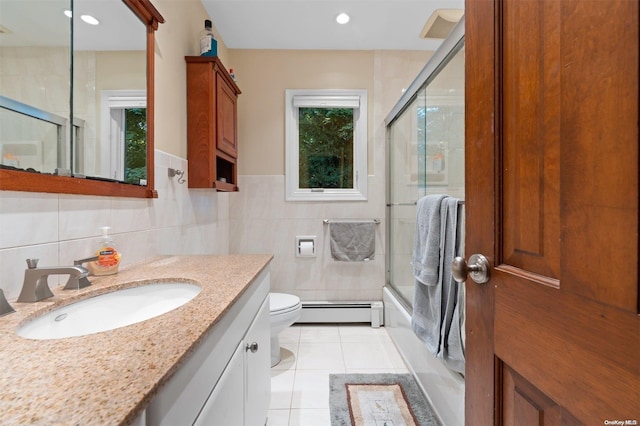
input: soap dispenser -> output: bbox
[88,226,121,276]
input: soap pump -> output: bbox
[88,226,121,276]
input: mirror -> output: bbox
[0,0,163,198]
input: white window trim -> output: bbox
[285,89,368,201]
[99,90,146,180]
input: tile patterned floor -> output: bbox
[267,324,409,426]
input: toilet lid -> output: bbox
[270,293,301,314]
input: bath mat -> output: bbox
[329,373,440,426]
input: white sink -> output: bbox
[16,282,201,340]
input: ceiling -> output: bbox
[0,0,145,50]
[0,0,463,52]
[201,0,464,51]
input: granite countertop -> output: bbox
[0,254,273,425]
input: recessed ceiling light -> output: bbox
[63,10,100,26]
[336,13,350,25]
[81,15,100,25]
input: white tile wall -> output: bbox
[0,150,228,300]
[0,162,384,303]
[229,174,386,302]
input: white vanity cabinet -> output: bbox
[242,292,271,426]
[144,267,271,426]
[193,342,245,426]
[194,295,271,426]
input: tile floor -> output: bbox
[267,324,409,426]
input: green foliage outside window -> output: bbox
[298,107,354,189]
[124,108,147,184]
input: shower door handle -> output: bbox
[452,254,490,284]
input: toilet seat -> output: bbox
[270,293,301,315]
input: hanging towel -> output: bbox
[329,222,376,261]
[411,195,448,285]
[411,194,447,355]
[411,195,466,375]
[436,197,465,374]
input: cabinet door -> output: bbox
[244,296,271,426]
[216,73,238,158]
[194,343,244,426]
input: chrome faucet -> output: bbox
[74,255,99,267]
[73,255,98,289]
[16,259,90,303]
[0,288,15,316]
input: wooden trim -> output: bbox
[0,170,153,198]
[464,0,499,423]
[146,21,157,198]
[185,56,242,95]
[123,0,165,28]
[0,0,164,199]
[213,180,237,192]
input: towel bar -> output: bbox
[323,219,380,224]
[387,200,465,207]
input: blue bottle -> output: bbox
[200,19,217,57]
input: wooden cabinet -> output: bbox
[185,56,241,191]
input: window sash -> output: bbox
[285,89,367,201]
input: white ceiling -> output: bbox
[0,0,145,50]
[201,0,464,51]
[0,0,463,51]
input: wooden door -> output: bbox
[217,72,239,158]
[465,0,639,424]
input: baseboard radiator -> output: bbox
[297,301,384,327]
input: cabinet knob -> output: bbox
[246,342,259,353]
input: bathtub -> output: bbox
[383,286,465,426]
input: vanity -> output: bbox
[0,254,272,425]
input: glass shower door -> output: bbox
[386,42,465,309]
[387,86,427,305]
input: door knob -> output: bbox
[246,342,259,353]
[452,254,490,284]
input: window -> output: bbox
[100,90,147,184]
[285,89,367,201]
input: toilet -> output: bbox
[269,293,302,367]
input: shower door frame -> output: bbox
[385,19,466,310]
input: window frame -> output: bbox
[285,89,368,201]
[100,90,146,182]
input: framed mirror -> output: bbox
[0,0,163,198]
